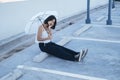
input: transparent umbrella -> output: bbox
[25,11,58,34]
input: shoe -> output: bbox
[81,49,88,60]
[77,50,84,62]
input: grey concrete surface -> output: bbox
[0,1,120,80]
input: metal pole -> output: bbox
[106,0,112,25]
[112,0,115,8]
[86,0,91,24]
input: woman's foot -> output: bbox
[75,50,84,62]
[81,49,88,61]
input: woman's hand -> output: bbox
[48,34,52,40]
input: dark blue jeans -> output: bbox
[39,42,78,61]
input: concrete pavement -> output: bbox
[0,1,120,80]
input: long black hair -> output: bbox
[44,15,57,29]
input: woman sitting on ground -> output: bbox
[37,15,88,62]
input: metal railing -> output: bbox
[85,0,115,25]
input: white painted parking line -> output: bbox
[73,24,92,36]
[62,36,120,44]
[0,0,26,3]
[17,65,107,80]
[90,24,120,28]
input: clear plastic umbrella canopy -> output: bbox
[25,11,58,34]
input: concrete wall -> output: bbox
[0,0,108,41]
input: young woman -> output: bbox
[37,15,88,62]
